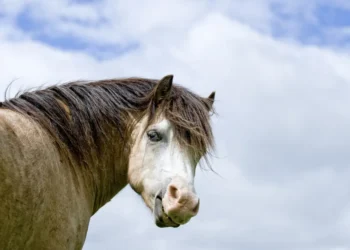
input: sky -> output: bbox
[1,0,350,249]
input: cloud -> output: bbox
[4,0,350,53]
[0,1,350,250]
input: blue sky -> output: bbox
[271,2,350,46]
[9,1,350,59]
[14,4,139,60]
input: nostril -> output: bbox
[192,199,200,215]
[168,185,179,200]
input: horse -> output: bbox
[0,74,216,249]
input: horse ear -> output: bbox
[153,74,173,106]
[206,91,216,110]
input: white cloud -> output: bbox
[0,1,350,250]
[3,0,350,49]
[0,0,328,46]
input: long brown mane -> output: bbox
[0,77,215,167]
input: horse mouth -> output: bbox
[154,192,180,228]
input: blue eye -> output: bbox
[147,130,162,142]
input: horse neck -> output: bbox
[82,116,134,214]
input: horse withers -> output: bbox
[0,75,215,249]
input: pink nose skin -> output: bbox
[162,180,200,224]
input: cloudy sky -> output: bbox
[1,0,350,249]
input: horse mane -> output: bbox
[1,77,215,168]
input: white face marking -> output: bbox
[128,116,197,211]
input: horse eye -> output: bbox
[147,130,162,142]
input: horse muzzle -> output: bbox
[153,177,200,228]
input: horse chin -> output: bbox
[153,191,180,228]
